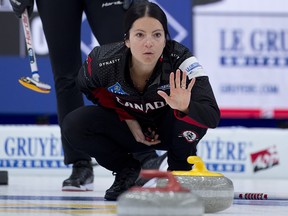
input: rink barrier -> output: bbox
[1,125,288,178]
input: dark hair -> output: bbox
[123,1,170,41]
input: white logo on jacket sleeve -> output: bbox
[179,56,206,79]
[182,131,198,142]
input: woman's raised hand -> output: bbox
[157,69,195,114]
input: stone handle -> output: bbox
[130,170,189,192]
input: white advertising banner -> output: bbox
[193,0,288,118]
[1,125,288,178]
[0,125,108,176]
[198,127,288,179]
[0,125,68,175]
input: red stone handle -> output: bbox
[130,170,189,192]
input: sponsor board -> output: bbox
[198,127,288,178]
[0,125,68,175]
[193,0,288,118]
[1,125,288,178]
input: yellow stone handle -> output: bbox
[187,156,209,172]
[172,156,223,176]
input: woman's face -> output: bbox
[125,16,166,67]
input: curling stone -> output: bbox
[117,170,204,216]
[157,156,234,213]
[0,170,8,185]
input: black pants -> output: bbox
[62,106,208,172]
[36,0,126,125]
[35,0,155,163]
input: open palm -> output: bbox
[158,69,195,113]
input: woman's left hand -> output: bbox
[125,119,161,146]
[157,69,195,113]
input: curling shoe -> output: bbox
[135,152,167,186]
[62,160,94,191]
[104,164,141,201]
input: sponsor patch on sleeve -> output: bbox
[179,56,206,79]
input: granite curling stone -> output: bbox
[157,156,234,213]
[117,170,204,216]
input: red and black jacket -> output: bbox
[77,40,220,129]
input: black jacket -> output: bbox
[78,40,220,128]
